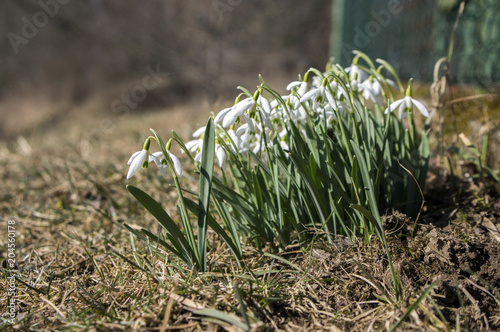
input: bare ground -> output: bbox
[0,100,499,331]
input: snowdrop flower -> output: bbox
[350,79,359,92]
[127,138,152,179]
[318,106,338,126]
[184,125,206,160]
[185,139,202,153]
[258,96,272,114]
[222,98,256,128]
[127,150,149,179]
[150,151,182,177]
[286,80,309,97]
[214,107,232,124]
[385,79,429,119]
[226,129,241,152]
[147,152,167,178]
[345,64,369,84]
[283,94,301,111]
[360,79,380,104]
[360,77,396,105]
[386,96,429,119]
[127,138,182,179]
[215,145,227,170]
[300,85,324,103]
[192,126,206,138]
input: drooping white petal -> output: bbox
[127,150,142,165]
[411,99,429,117]
[192,126,206,138]
[300,88,320,103]
[148,152,167,178]
[168,152,183,176]
[235,123,249,136]
[297,82,309,97]
[127,149,147,179]
[214,107,232,123]
[285,94,301,110]
[398,100,408,119]
[243,113,255,132]
[286,81,302,91]
[386,99,405,114]
[258,96,271,114]
[325,89,338,108]
[350,80,359,92]
[185,139,201,152]
[262,112,273,130]
[194,152,202,163]
[227,129,241,151]
[233,98,255,115]
[371,80,382,96]
[222,99,254,128]
[386,79,397,89]
[215,146,226,170]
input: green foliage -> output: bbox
[126,52,430,271]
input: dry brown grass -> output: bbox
[1,95,499,331]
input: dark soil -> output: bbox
[260,174,500,331]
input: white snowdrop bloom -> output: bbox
[252,140,264,155]
[297,82,309,97]
[300,86,322,103]
[185,138,204,164]
[350,80,359,92]
[360,77,395,105]
[258,96,272,114]
[318,106,338,126]
[225,129,241,152]
[150,151,182,177]
[345,64,369,83]
[338,87,350,101]
[286,81,302,91]
[148,152,167,178]
[215,145,227,170]
[270,98,280,111]
[238,131,258,154]
[325,87,339,109]
[192,126,206,138]
[283,94,301,111]
[385,96,429,119]
[214,107,232,124]
[261,112,273,131]
[185,139,203,153]
[287,80,309,98]
[194,152,202,163]
[222,98,256,128]
[236,123,249,136]
[311,76,322,87]
[360,79,380,103]
[167,152,182,176]
[127,149,149,179]
[242,113,256,133]
[291,106,308,123]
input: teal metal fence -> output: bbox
[330,0,500,84]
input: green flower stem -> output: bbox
[150,128,201,269]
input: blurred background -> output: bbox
[0,0,498,140]
[0,0,332,140]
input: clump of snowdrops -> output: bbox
[126,51,431,272]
